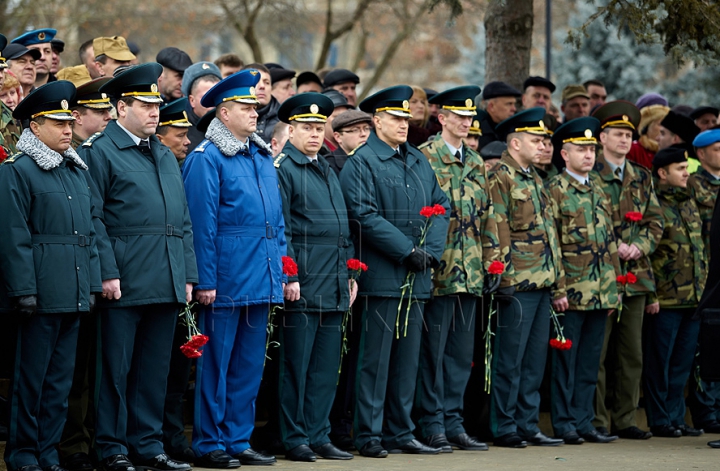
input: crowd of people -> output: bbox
[0,26,719,471]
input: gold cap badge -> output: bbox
[465,98,473,108]
[151,83,158,93]
[473,120,479,128]
[101,93,107,99]
[61,99,68,110]
[402,100,409,110]
[584,129,592,138]
[38,32,46,41]
[622,115,629,121]
[310,104,319,114]
[249,70,259,76]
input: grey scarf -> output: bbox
[16,128,88,171]
[205,117,272,157]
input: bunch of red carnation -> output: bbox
[550,338,573,350]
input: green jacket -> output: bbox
[339,131,450,298]
[590,153,664,296]
[548,172,621,310]
[0,102,20,156]
[488,151,561,291]
[0,133,101,313]
[419,135,501,296]
[275,142,354,312]
[78,121,198,308]
[688,168,720,252]
[650,184,706,307]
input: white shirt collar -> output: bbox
[116,120,144,146]
[565,168,589,185]
[444,140,463,158]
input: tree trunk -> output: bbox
[484,0,534,91]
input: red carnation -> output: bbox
[488,260,505,275]
[346,258,368,272]
[550,338,573,350]
[616,275,627,285]
[0,146,7,163]
[188,334,209,348]
[420,206,435,218]
[626,272,637,284]
[432,204,447,216]
[624,211,643,223]
[180,344,202,358]
[282,256,298,277]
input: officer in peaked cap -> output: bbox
[12,28,57,88]
[67,77,113,149]
[157,98,192,165]
[156,47,193,101]
[494,106,548,141]
[0,33,7,70]
[77,61,197,471]
[273,93,356,461]
[0,79,103,471]
[182,67,281,467]
[339,84,450,457]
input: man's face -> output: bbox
[10,53,36,87]
[219,64,241,78]
[82,46,102,79]
[289,122,324,156]
[600,128,633,157]
[656,126,678,150]
[562,97,590,121]
[157,127,191,161]
[297,81,322,94]
[119,100,160,139]
[697,143,720,174]
[488,96,516,122]
[586,84,607,109]
[374,112,408,148]
[27,43,52,76]
[73,108,112,138]
[51,48,60,74]
[334,121,371,154]
[159,67,184,99]
[562,143,596,175]
[97,58,131,77]
[325,106,351,143]
[252,71,272,107]
[332,81,357,106]
[0,87,19,110]
[695,113,718,132]
[271,79,295,104]
[221,102,258,139]
[510,133,545,168]
[535,137,553,165]
[465,134,479,151]
[189,79,217,117]
[32,118,73,153]
[660,161,689,188]
[522,86,551,111]
[428,103,440,119]
[439,111,472,141]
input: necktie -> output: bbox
[614,167,622,179]
[138,140,151,155]
[455,150,463,163]
[311,160,319,167]
[584,180,589,186]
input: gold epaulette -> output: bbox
[273,153,286,168]
[348,142,366,156]
[2,152,22,164]
[82,132,102,147]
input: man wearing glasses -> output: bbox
[326,110,372,175]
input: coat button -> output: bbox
[78,303,81,307]
[76,267,80,271]
[68,196,72,200]
[74,231,78,234]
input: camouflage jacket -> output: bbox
[534,163,559,186]
[548,172,621,310]
[590,153,663,296]
[0,102,20,157]
[488,151,561,291]
[688,168,720,252]
[419,135,502,296]
[649,184,706,307]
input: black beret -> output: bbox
[479,141,507,159]
[661,110,701,144]
[269,67,296,84]
[482,81,521,100]
[156,47,193,74]
[323,68,359,87]
[523,76,555,93]
[296,71,322,88]
[652,146,688,170]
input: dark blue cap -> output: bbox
[652,146,688,169]
[200,69,261,108]
[359,85,413,118]
[159,98,192,127]
[100,62,164,103]
[278,93,334,124]
[693,128,720,148]
[14,80,76,121]
[323,68,359,87]
[495,107,547,140]
[551,117,601,148]
[482,81,521,100]
[429,85,482,116]
[523,76,555,93]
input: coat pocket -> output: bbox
[217,237,236,277]
[112,238,127,272]
[509,189,534,232]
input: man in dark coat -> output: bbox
[77,63,198,471]
[0,81,102,471]
[339,85,450,458]
[274,93,356,462]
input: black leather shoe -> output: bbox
[616,426,653,440]
[101,455,135,471]
[595,426,610,436]
[358,440,387,458]
[447,433,488,451]
[675,424,704,436]
[134,454,190,471]
[285,445,316,462]
[388,439,441,454]
[650,425,681,438]
[699,422,720,434]
[557,431,584,445]
[311,443,353,460]
[423,434,452,453]
[330,435,355,451]
[168,449,195,465]
[234,448,276,465]
[493,433,527,448]
[62,453,93,471]
[522,432,563,446]
[194,450,240,469]
[708,440,720,448]
[43,466,69,471]
[580,429,618,443]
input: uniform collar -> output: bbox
[500,150,535,177]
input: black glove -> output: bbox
[404,247,434,272]
[14,295,37,320]
[483,274,502,295]
[494,286,516,304]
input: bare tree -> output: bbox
[484,0,533,91]
[315,0,376,70]
[217,0,266,62]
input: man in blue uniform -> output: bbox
[0,81,101,471]
[182,69,285,467]
[78,63,198,471]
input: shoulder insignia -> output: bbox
[2,152,23,164]
[273,153,286,168]
[348,142,366,156]
[194,140,210,153]
[82,132,103,147]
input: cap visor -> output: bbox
[106,51,136,62]
[134,96,164,104]
[452,109,477,117]
[45,114,76,121]
[386,110,412,118]
[82,103,114,110]
[232,98,260,105]
[293,117,327,123]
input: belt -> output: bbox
[32,234,92,246]
[217,226,278,239]
[107,225,183,238]
[293,236,350,247]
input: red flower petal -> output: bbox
[282,256,298,277]
[488,260,505,275]
[624,211,643,223]
[616,275,627,285]
[432,204,447,216]
[626,272,637,284]
[420,206,435,218]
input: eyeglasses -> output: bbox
[340,126,371,135]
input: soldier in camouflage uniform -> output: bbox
[416,86,501,452]
[0,34,21,160]
[547,117,622,445]
[687,129,720,433]
[590,101,663,440]
[643,147,706,438]
[487,108,563,448]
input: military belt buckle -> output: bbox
[166,224,175,237]
[266,226,275,239]
[78,235,89,247]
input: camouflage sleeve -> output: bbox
[488,169,515,283]
[548,184,566,300]
[634,182,664,255]
[480,166,501,271]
